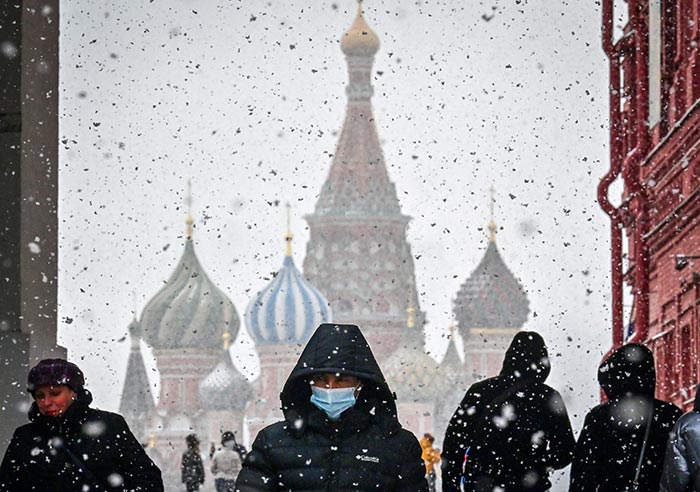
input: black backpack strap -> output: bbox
[631,402,655,489]
[62,445,106,490]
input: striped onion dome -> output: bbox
[199,345,252,411]
[141,233,240,350]
[246,220,331,345]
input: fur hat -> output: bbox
[221,431,236,445]
[27,359,85,395]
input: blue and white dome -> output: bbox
[246,254,331,345]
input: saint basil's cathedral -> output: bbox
[118,6,530,487]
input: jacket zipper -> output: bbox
[329,431,339,492]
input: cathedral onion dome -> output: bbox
[453,223,529,338]
[141,235,240,351]
[245,255,331,345]
[199,335,252,411]
[383,299,442,401]
[245,212,332,345]
[340,4,380,57]
[383,345,442,401]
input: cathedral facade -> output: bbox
[118,8,532,489]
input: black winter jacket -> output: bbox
[235,323,428,492]
[441,331,575,492]
[661,386,700,492]
[0,389,163,491]
[181,447,205,490]
[570,343,682,492]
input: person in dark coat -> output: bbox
[182,433,205,492]
[660,384,700,492]
[0,358,164,491]
[441,331,575,492]
[570,343,682,492]
[234,323,428,492]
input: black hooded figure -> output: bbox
[570,343,682,492]
[660,385,700,492]
[234,323,428,492]
[441,331,575,492]
[182,433,205,492]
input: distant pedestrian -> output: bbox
[211,430,245,492]
[420,433,441,492]
[660,385,700,492]
[182,433,205,492]
[0,358,164,491]
[570,343,682,492]
[235,323,428,491]
[442,331,575,492]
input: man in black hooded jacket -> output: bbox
[441,331,575,492]
[234,323,428,492]
[570,343,681,492]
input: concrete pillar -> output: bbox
[0,0,64,456]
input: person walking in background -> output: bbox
[570,343,682,492]
[211,431,245,492]
[660,384,700,492]
[441,331,575,492]
[182,433,205,492]
[235,323,428,491]
[420,433,441,492]
[0,358,164,491]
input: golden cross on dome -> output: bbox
[406,287,416,329]
[284,202,294,257]
[222,331,231,351]
[488,185,497,243]
[185,179,194,239]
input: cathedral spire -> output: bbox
[340,0,379,102]
[488,185,497,243]
[406,290,416,329]
[312,7,400,217]
[222,330,231,351]
[185,180,194,240]
[304,7,419,362]
[284,202,293,257]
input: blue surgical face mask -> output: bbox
[310,385,360,420]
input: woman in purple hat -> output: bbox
[0,358,164,491]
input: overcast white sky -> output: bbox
[57,0,617,453]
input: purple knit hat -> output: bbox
[27,359,85,395]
